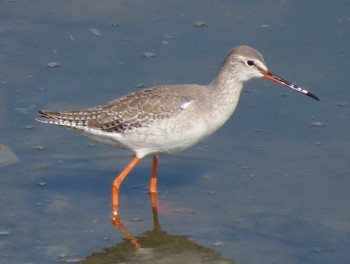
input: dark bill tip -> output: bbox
[306,92,320,101]
[262,71,319,101]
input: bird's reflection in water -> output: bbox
[79,193,234,264]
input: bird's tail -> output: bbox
[36,110,87,128]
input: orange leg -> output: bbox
[112,156,141,223]
[149,155,158,195]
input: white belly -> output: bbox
[82,117,212,158]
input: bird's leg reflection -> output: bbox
[112,215,142,250]
[149,155,163,231]
[112,187,162,250]
[149,192,162,231]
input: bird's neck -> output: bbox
[193,67,245,133]
[209,66,244,107]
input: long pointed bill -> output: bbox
[262,71,319,101]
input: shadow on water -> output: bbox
[79,193,233,264]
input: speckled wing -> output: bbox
[37,86,194,134]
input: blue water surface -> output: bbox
[0,1,349,264]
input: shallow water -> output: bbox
[1,1,350,264]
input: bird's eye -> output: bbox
[247,60,255,66]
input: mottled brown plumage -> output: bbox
[37,85,197,134]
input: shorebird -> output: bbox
[36,46,319,223]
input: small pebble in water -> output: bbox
[193,21,207,27]
[0,144,20,166]
[14,104,36,114]
[143,52,156,58]
[110,22,120,27]
[34,146,45,151]
[212,241,225,247]
[136,83,146,89]
[163,32,178,39]
[90,28,103,36]
[312,247,322,253]
[335,101,347,107]
[47,62,59,69]
[0,230,11,236]
[311,121,326,127]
